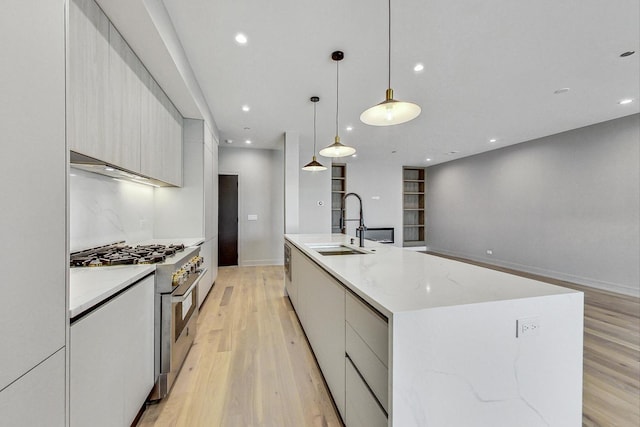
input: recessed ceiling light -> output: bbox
[346,126,353,131]
[242,105,250,112]
[225,139,233,144]
[245,139,252,144]
[489,138,497,143]
[351,154,357,158]
[391,150,397,154]
[235,33,248,44]
[620,51,635,57]
[414,63,424,72]
[446,151,460,155]
[554,88,570,94]
[618,98,634,105]
[426,158,432,162]
[105,167,114,172]
[243,127,251,130]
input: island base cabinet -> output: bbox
[70,275,154,427]
[295,248,346,419]
[345,357,388,427]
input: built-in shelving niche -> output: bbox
[331,164,347,233]
[402,167,425,247]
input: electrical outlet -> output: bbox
[517,317,540,338]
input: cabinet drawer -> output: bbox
[346,323,388,411]
[346,293,388,366]
[345,357,388,427]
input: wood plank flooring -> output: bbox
[137,266,342,427]
[139,262,639,427]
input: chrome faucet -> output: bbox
[340,192,366,247]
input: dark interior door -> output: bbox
[218,175,238,266]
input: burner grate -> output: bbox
[70,242,185,267]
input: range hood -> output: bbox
[70,151,176,188]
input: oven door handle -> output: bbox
[172,268,208,303]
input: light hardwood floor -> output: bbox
[139,263,639,427]
[138,266,342,427]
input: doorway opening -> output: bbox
[218,174,238,266]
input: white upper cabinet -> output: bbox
[67,0,109,158]
[68,0,183,186]
[140,60,183,186]
[106,23,142,172]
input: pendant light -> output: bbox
[360,0,421,126]
[302,96,327,171]
[319,51,356,158]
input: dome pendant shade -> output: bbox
[302,96,327,171]
[319,136,356,158]
[319,51,356,159]
[360,0,421,127]
[302,155,327,171]
[360,88,421,126]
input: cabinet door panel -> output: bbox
[346,357,388,427]
[0,349,65,427]
[141,76,183,186]
[67,0,109,157]
[106,23,141,172]
[296,250,346,418]
[204,141,215,240]
[198,239,214,307]
[140,73,162,179]
[346,292,388,366]
[71,276,155,427]
[1,0,66,390]
[346,323,388,411]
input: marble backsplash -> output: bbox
[70,168,154,252]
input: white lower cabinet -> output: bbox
[70,275,155,427]
[345,357,388,427]
[0,349,66,427]
[296,249,346,418]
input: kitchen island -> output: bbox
[284,234,583,427]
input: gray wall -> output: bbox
[426,114,640,296]
[342,157,405,246]
[298,138,332,234]
[219,146,285,265]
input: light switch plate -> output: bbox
[247,214,258,221]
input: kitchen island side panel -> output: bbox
[390,293,583,427]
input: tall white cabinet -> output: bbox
[155,119,219,307]
[0,0,67,424]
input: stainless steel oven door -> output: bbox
[152,268,207,400]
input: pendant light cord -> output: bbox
[313,101,317,152]
[388,0,391,89]
[335,59,340,136]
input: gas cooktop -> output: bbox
[70,242,185,267]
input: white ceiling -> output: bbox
[99,0,639,166]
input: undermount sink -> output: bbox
[308,244,370,256]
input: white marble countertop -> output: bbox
[69,265,155,318]
[285,234,579,317]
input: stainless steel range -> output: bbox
[149,246,205,400]
[70,242,205,401]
